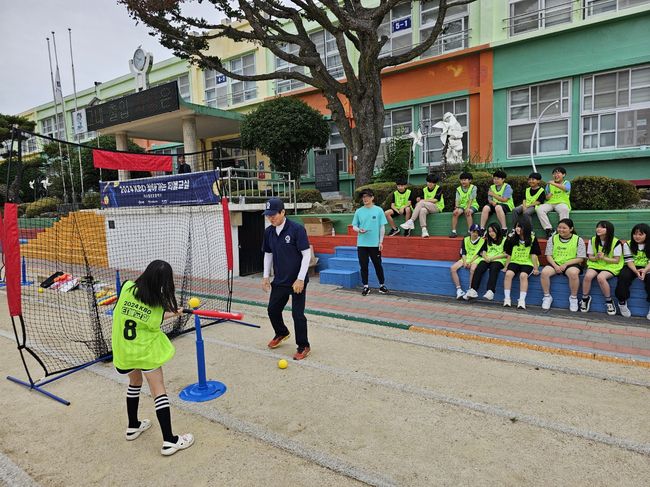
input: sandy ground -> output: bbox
[1,293,649,487]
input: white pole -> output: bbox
[529,99,560,173]
[46,36,68,202]
[68,28,85,195]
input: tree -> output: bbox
[240,97,329,188]
[120,0,475,187]
[0,114,36,203]
[0,114,35,143]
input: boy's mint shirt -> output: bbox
[352,204,388,247]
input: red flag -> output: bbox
[92,149,172,171]
[3,203,21,316]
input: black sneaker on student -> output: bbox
[501,228,508,237]
[388,228,400,237]
[404,229,412,237]
[580,295,592,313]
[361,286,370,296]
[544,228,554,239]
[378,285,389,294]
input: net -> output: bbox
[2,130,233,379]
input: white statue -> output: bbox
[29,180,35,189]
[405,128,424,152]
[41,177,52,194]
[433,112,464,165]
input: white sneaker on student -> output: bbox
[517,299,526,310]
[421,227,429,238]
[647,307,650,321]
[606,301,616,316]
[463,288,478,300]
[483,290,494,301]
[503,297,511,307]
[456,288,465,299]
[618,301,631,318]
[569,296,579,312]
[400,219,415,230]
[541,295,553,311]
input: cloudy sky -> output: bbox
[1,0,216,115]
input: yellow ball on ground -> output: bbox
[38,287,44,293]
[278,359,288,369]
[188,297,201,308]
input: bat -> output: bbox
[182,309,243,320]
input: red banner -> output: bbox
[92,149,172,172]
[3,203,21,316]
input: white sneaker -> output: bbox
[456,288,465,299]
[517,299,526,310]
[647,307,650,321]
[400,219,415,230]
[503,297,511,307]
[463,288,478,300]
[161,433,195,456]
[569,296,579,312]
[618,302,631,318]
[483,290,495,301]
[541,295,553,311]
[606,301,616,316]
[421,227,429,238]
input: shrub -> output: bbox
[25,197,61,217]
[82,191,101,209]
[373,137,410,183]
[295,188,322,203]
[354,182,421,209]
[571,176,640,210]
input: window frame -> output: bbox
[583,0,650,18]
[379,3,414,58]
[508,0,573,37]
[420,0,470,58]
[204,52,257,108]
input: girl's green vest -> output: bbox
[632,249,649,268]
[422,185,445,211]
[587,237,624,274]
[462,236,484,261]
[551,233,580,266]
[477,239,507,266]
[509,239,536,266]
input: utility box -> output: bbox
[302,217,334,236]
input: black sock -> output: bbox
[126,385,141,429]
[154,394,177,443]
[606,297,612,303]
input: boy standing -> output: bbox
[353,189,389,296]
[399,173,445,238]
[511,172,545,229]
[536,166,571,239]
[385,178,414,236]
[479,170,513,237]
[450,172,478,238]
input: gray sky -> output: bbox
[1,0,215,115]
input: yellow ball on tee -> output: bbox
[188,297,201,308]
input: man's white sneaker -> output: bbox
[569,296,579,312]
[483,290,495,301]
[618,302,631,318]
[541,295,553,311]
[503,297,511,307]
[463,288,478,300]
[456,288,465,299]
[421,227,429,238]
[517,299,526,310]
[400,220,415,230]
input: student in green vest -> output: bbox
[479,170,513,237]
[536,166,571,239]
[503,218,541,309]
[400,173,444,238]
[540,218,586,312]
[464,223,508,301]
[385,178,414,236]
[111,260,194,456]
[580,220,626,315]
[450,223,485,299]
[450,172,478,238]
[511,172,545,229]
[615,223,650,319]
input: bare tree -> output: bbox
[120,0,475,186]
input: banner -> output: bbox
[93,149,172,172]
[2,204,21,316]
[100,171,222,208]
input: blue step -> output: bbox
[334,246,358,258]
[319,269,361,288]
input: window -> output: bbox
[420,0,470,58]
[275,43,305,94]
[582,65,650,150]
[204,53,256,108]
[379,3,413,57]
[375,107,413,172]
[584,0,650,17]
[508,80,571,157]
[41,115,65,139]
[508,0,572,36]
[310,30,344,79]
[21,136,38,154]
[420,98,469,166]
[177,74,190,101]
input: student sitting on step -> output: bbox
[479,170,513,238]
[539,218,586,312]
[536,166,571,239]
[385,178,415,237]
[503,218,541,310]
[511,172,545,230]
[400,173,445,238]
[614,223,650,319]
[450,172,478,238]
[450,224,485,300]
[464,223,507,301]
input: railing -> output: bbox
[504,0,575,35]
[221,167,297,214]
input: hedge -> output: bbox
[295,188,323,203]
[25,197,61,217]
[571,176,639,210]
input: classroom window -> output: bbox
[508,0,572,36]
[275,43,305,94]
[204,53,256,108]
[583,0,650,17]
[420,0,470,58]
[310,30,345,79]
[379,3,413,57]
[41,115,65,140]
[581,65,650,150]
[420,97,469,166]
[508,79,571,157]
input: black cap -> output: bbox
[263,197,284,216]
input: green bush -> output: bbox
[571,176,640,210]
[82,191,101,209]
[25,197,61,217]
[354,182,422,209]
[295,188,322,203]
[373,137,410,183]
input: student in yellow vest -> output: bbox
[385,178,414,236]
[479,170,513,237]
[580,220,626,315]
[614,223,650,319]
[503,218,541,309]
[536,166,571,239]
[450,223,485,299]
[111,260,194,456]
[511,172,545,229]
[464,223,507,301]
[400,173,445,238]
[540,218,586,312]
[450,172,478,238]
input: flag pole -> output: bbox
[68,28,85,196]
[46,36,68,203]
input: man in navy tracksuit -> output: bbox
[261,198,312,360]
